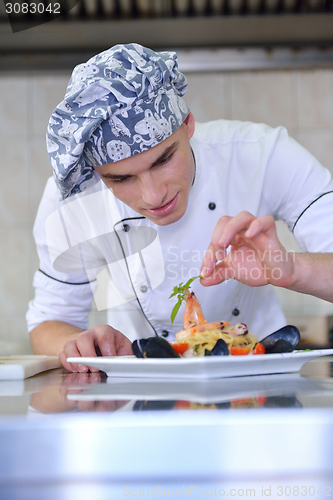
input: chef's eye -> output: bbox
[111,176,131,184]
[157,152,174,166]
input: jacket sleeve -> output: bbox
[261,126,333,252]
[26,177,97,332]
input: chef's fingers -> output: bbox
[59,349,82,373]
[201,213,276,280]
[201,216,232,278]
[64,336,95,373]
[113,329,133,356]
[244,215,276,239]
[91,325,132,357]
[216,211,257,248]
[62,326,132,373]
[74,330,101,373]
[201,212,255,278]
[200,261,229,287]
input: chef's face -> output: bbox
[94,113,196,226]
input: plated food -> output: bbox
[132,279,301,359]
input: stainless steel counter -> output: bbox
[1,358,333,499]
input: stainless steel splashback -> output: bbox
[0,0,333,70]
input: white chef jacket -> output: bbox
[26,120,333,342]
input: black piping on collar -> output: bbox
[191,147,196,186]
[292,191,333,232]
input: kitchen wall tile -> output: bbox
[28,72,71,136]
[274,287,306,316]
[290,71,299,129]
[285,127,300,143]
[0,76,28,137]
[302,294,333,316]
[231,70,296,129]
[184,72,226,122]
[0,340,33,356]
[0,314,31,344]
[0,229,31,315]
[0,136,29,227]
[297,69,333,129]
[275,286,333,318]
[298,129,333,175]
[0,314,32,356]
[222,73,233,121]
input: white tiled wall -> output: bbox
[0,65,333,353]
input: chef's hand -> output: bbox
[200,211,296,288]
[59,325,133,373]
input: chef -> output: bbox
[26,43,333,372]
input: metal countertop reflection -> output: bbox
[1,358,333,499]
[1,356,333,415]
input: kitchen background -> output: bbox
[0,4,333,354]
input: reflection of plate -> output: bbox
[67,349,333,380]
[66,372,320,404]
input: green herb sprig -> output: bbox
[169,275,201,324]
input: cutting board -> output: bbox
[0,355,61,380]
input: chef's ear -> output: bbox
[183,112,195,139]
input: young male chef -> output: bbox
[26,43,333,372]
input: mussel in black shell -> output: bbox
[260,325,300,353]
[132,337,180,358]
[205,338,229,356]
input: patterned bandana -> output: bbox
[46,43,190,200]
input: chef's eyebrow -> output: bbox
[99,142,178,180]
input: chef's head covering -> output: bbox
[46,43,190,200]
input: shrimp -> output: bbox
[176,288,230,340]
[183,289,206,329]
[176,320,231,340]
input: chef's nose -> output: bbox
[140,173,167,207]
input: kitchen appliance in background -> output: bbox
[287,315,333,348]
[0,0,332,68]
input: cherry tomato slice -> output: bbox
[253,343,266,355]
[229,346,251,356]
[172,343,189,355]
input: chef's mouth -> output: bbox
[145,193,179,216]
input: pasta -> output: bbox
[173,324,259,357]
